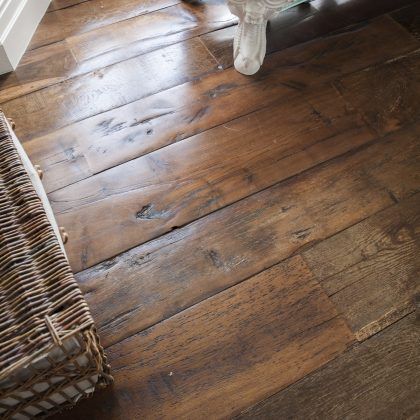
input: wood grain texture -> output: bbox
[0,38,218,141]
[20,16,418,194]
[75,123,420,347]
[8,2,418,418]
[237,313,420,420]
[29,0,181,49]
[335,49,420,135]
[0,1,235,103]
[49,84,375,271]
[58,256,355,419]
[67,0,235,69]
[303,193,420,340]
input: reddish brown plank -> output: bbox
[335,49,420,135]
[0,1,235,103]
[49,84,375,271]
[75,123,420,347]
[238,313,420,419]
[21,16,418,193]
[58,256,355,419]
[29,0,181,49]
[0,38,219,141]
[303,193,420,340]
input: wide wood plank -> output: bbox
[238,313,420,419]
[0,1,235,103]
[29,0,180,49]
[59,256,355,419]
[67,0,235,70]
[49,84,375,271]
[75,123,420,347]
[303,193,420,340]
[0,38,219,141]
[21,16,418,193]
[335,49,420,135]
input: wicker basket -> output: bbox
[0,111,112,419]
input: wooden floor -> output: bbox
[1,0,420,418]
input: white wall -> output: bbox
[0,0,50,74]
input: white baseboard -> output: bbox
[0,0,51,75]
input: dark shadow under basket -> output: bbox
[0,112,112,419]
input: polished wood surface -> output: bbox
[1,1,419,418]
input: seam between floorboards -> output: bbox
[7,4,237,103]
[26,0,184,52]
[98,190,419,348]
[234,308,417,418]
[46,41,420,197]
[70,125,403,271]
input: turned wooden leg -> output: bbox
[228,0,302,75]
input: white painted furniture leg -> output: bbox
[228,0,298,75]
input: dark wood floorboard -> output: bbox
[30,0,181,49]
[0,1,235,103]
[75,122,420,348]
[1,0,419,418]
[237,313,420,419]
[49,83,375,271]
[58,257,355,419]
[303,192,420,340]
[18,16,416,195]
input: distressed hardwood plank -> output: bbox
[238,314,420,419]
[59,257,355,419]
[391,2,420,41]
[75,123,420,347]
[29,0,180,49]
[0,38,219,141]
[0,1,235,103]
[303,194,420,340]
[335,49,420,135]
[67,0,235,70]
[49,84,375,271]
[21,16,418,193]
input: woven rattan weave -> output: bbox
[0,111,112,419]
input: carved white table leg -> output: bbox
[228,0,301,75]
